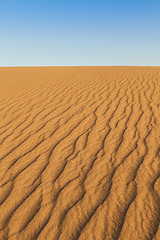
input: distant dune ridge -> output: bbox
[0,66,159,240]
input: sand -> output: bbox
[0,66,159,240]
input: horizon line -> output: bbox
[0,65,160,68]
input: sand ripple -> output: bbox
[0,67,159,240]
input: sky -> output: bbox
[0,0,160,66]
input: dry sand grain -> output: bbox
[0,66,159,240]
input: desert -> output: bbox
[0,66,159,240]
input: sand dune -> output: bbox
[0,66,159,240]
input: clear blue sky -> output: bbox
[0,0,160,66]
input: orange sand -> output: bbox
[0,67,159,240]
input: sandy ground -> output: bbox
[0,66,159,240]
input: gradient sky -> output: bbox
[0,0,160,66]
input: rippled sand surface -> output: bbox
[0,67,160,240]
